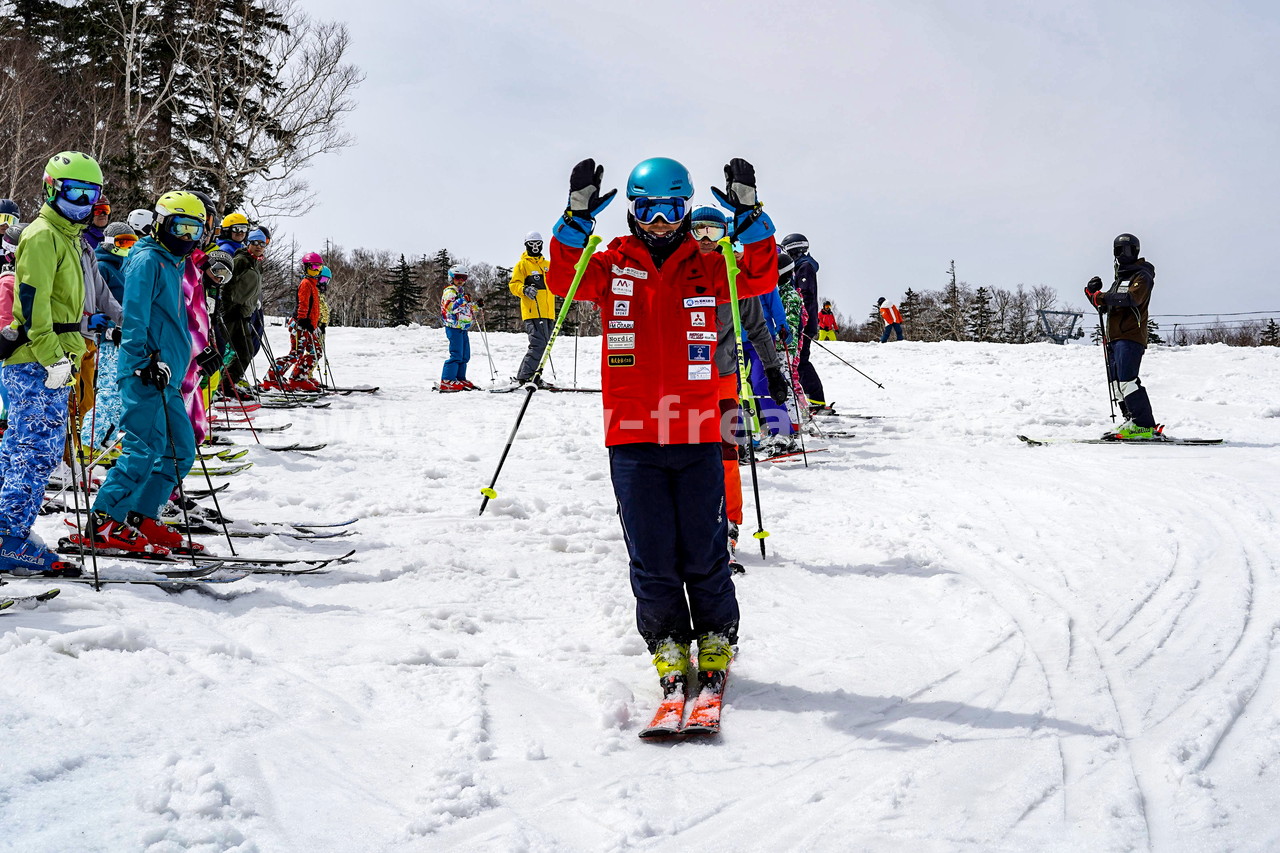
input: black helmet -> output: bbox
[1113,233,1140,263]
[777,250,795,282]
[186,189,216,223]
[780,232,809,258]
[877,297,885,305]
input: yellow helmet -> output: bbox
[155,190,206,221]
[221,212,249,228]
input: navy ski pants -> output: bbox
[609,442,739,651]
[1108,339,1155,427]
[0,363,70,538]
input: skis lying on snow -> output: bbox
[747,447,830,464]
[187,462,253,477]
[325,386,379,394]
[56,539,356,571]
[639,668,730,739]
[0,587,61,610]
[1018,434,1224,447]
[174,518,352,540]
[215,422,292,433]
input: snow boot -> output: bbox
[652,638,691,696]
[0,532,80,577]
[130,514,204,555]
[696,633,733,673]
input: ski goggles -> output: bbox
[692,222,726,241]
[629,196,688,225]
[111,234,138,250]
[450,274,469,283]
[166,214,205,241]
[92,202,111,217]
[53,178,102,206]
[0,213,17,227]
[206,261,233,284]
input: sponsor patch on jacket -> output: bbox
[683,296,716,308]
[611,278,634,295]
[613,300,630,316]
[687,344,712,362]
[609,320,635,329]
[608,333,635,350]
[608,354,636,367]
[687,331,716,341]
[688,364,713,381]
[611,264,648,279]
[690,311,706,327]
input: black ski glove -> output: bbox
[765,366,789,404]
[109,326,122,346]
[711,158,759,213]
[567,158,617,220]
[195,345,222,378]
[135,354,171,390]
[297,317,314,332]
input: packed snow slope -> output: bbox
[4,326,1280,853]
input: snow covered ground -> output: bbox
[4,325,1280,853]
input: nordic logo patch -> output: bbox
[613,300,630,316]
[683,296,715,308]
[608,333,635,350]
[611,278,634,296]
[688,364,712,381]
[687,344,712,362]
[687,331,716,341]
[607,354,636,367]
[611,264,648,279]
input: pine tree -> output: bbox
[936,261,970,341]
[966,286,995,342]
[380,254,422,326]
[1262,319,1280,347]
[1147,319,1164,346]
[899,289,920,339]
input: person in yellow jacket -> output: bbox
[508,230,555,384]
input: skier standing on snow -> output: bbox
[85,191,207,555]
[1085,233,1161,440]
[265,252,324,392]
[218,228,265,398]
[82,222,137,453]
[509,231,555,387]
[780,233,828,412]
[0,151,103,575]
[877,297,904,342]
[72,201,122,443]
[439,266,476,392]
[547,156,777,700]
[817,301,838,340]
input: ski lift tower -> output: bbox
[1036,309,1084,344]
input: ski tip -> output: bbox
[1016,435,1044,446]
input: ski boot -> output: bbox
[130,514,204,555]
[695,633,734,690]
[0,532,81,577]
[458,379,480,391]
[727,523,744,575]
[78,511,170,557]
[1104,421,1165,441]
[436,380,465,393]
[652,638,691,695]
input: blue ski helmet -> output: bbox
[690,205,727,226]
[626,157,693,200]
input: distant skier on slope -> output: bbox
[781,232,828,413]
[438,266,477,392]
[546,156,777,711]
[509,231,555,387]
[817,301,838,340]
[1085,233,1161,440]
[877,297,904,342]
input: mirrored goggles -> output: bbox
[0,213,17,227]
[630,196,687,225]
[92,202,111,217]
[228,225,249,236]
[55,178,102,206]
[112,234,138,250]
[207,262,233,284]
[247,239,267,247]
[166,215,205,241]
[451,274,469,283]
[692,222,726,241]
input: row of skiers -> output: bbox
[0,150,331,576]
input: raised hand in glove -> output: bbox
[552,158,617,248]
[135,354,172,390]
[195,345,223,378]
[711,157,775,244]
[765,365,790,404]
[1085,276,1105,307]
[43,356,74,390]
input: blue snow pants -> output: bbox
[442,326,470,382]
[81,340,123,449]
[1107,339,1155,428]
[744,340,792,436]
[0,363,70,537]
[609,442,739,651]
[93,378,194,523]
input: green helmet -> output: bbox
[42,151,104,202]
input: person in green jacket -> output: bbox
[0,151,102,576]
[217,229,265,397]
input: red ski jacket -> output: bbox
[818,308,838,330]
[880,303,903,324]
[550,233,778,447]
[296,276,321,326]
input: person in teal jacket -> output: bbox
[0,151,102,576]
[86,191,206,555]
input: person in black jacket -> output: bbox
[780,233,827,411]
[1085,232,1160,440]
[218,229,266,397]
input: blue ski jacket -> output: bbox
[117,236,193,387]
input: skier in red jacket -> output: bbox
[548,156,777,702]
[266,252,324,391]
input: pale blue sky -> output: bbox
[286,0,1280,319]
